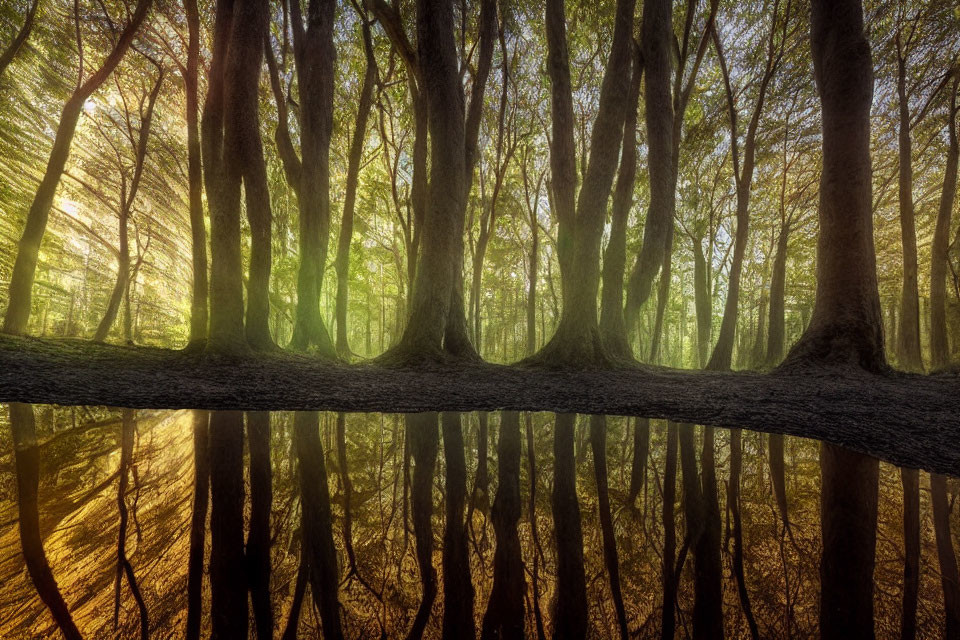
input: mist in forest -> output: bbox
[0,0,958,637]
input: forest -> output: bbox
[0,0,958,637]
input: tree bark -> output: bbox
[532,0,637,367]
[589,415,629,639]
[185,410,209,640]
[481,411,524,640]
[184,0,208,347]
[9,403,83,640]
[551,413,587,640]
[900,467,920,640]
[293,411,344,640]
[287,0,337,356]
[334,10,377,358]
[931,473,960,640]
[208,411,248,640]
[660,423,678,640]
[624,0,675,333]
[0,0,40,78]
[246,411,274,639]
[113,409,149,639]
[2,0,152,336]
[442,412,474,637]
[405,412,439,640]
[600,44,642,361]
[628,417,649,505]
[895,38,923,371]
[930,73,959,369]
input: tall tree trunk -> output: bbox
[185,410,209,640]
[552,413,587,640]
[184,0,207,346]
[0,0,40,77]
[589,415,629,639]
[931,473,960,639]
[481,411,524,640]
[113,409,149,640]
[406,412,439,640]
[624,0,675,334]
[900,467,920,640]
[246,411,274,639]
[293,411,344,640]
[930,73,959,369]
[599,43,642,361]
[208,411,248,640]
[764,228,789,367]
[693,237,712,368]
[288,0,337,356]
[728,429,759,639]
[628,417,649,505]
[442,412,474,638]
[695,426,724,639]
[334,11,377,358]
[895,42,923,371]
[9,403,83,640]
[785,5,883,636]
[2,0,152,335]
[94,211,130,342]
[526,413,547,640]
[533,0,636,367]
[660,423,678,640]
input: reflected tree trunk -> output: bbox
[406,412,439,640]
[441,412,474,637]
[9,403,83,640]
[246,411,273,639]
[931,474,960,639]
[208,411,248,640]
[552,413,587,640]
[185,410,209,640]
[113,409,149,640]
[481,411,524,640]
[293,411,344,640]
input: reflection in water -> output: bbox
[0,406,957,638]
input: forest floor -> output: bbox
[0,334,958,475]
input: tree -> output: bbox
[3,0,152,336]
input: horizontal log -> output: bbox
[0,335,958,475]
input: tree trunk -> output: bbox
[693,237,712,368]
[113,409,149,639]
[293,411,344,640]
[288,0,336,356]
[931,473,960,639]
[600,44,642,361]
[94,213,129,342]
[441,412,474,638]
[660,423,678,640]
[334,11,377,358]
[820,444,879,639]
[526,413,547,640]
[764,228,789,367]
[533,0,637,367]
[728,429,759,639]
[900,467,919,640]
[9,403,83,640]
[481,411,524,640]
[624,0,675,334]
[208,411,248,640]
[185,410,209,640]
[2,0,151,336]
[0,0,40,78]
[930,74,959,369]
[783,3,883,637]
[246,411,274,639]
[406,412,439,640]
[628,417,650,505]
[589,415,629,639]
[184,0,208,346]
[695,426,725,639]
[552,413,587,640]
[895,46,923,371]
